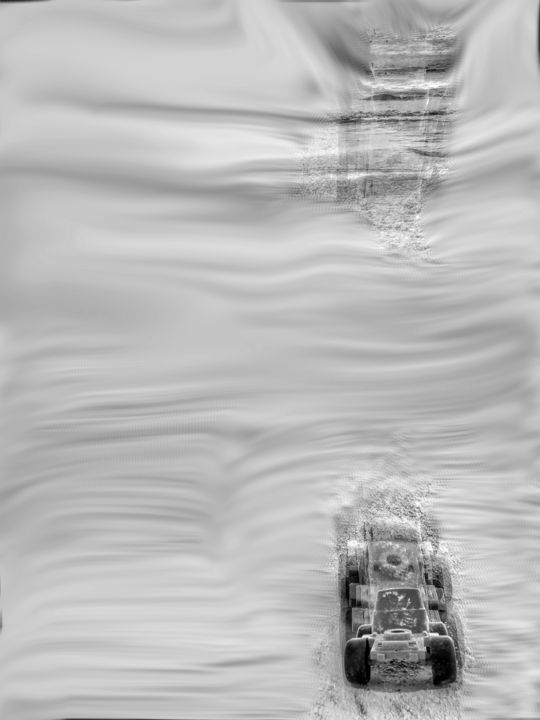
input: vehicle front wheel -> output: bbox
[430,636,457,686]
[344,637,371,686]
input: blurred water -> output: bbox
[0,1,539,720]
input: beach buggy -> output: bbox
[340,524,458,686]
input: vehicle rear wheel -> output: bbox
[433,557,452,621]
[429,621,448,636]
[356,624,372,638]
[358,550,368,585]
[344,637,371,686]
[433,557,453,601]
[341,607,354,645]
[430,636,457,686]
[346,569,360,601]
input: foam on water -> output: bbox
[0,1,539,719]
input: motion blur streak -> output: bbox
[0,2,538,720]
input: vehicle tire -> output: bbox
[384,628,412,642]
[430,636,457,686]
[356,624,372,638]
[349,582,360,608]
[445,614,464,669]
[341,607,353,644]
[341,563,359,607]
[344,637,371,686]
[423,511,441,553]
[358,584,370,609]
[358,550,368,585]
[429,621,448,636]
[433,557,453,601]
[346,569,360,602]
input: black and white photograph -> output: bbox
[0,1,539,719]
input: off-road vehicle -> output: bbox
[344,586,457,686]
[340,524,458,686]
